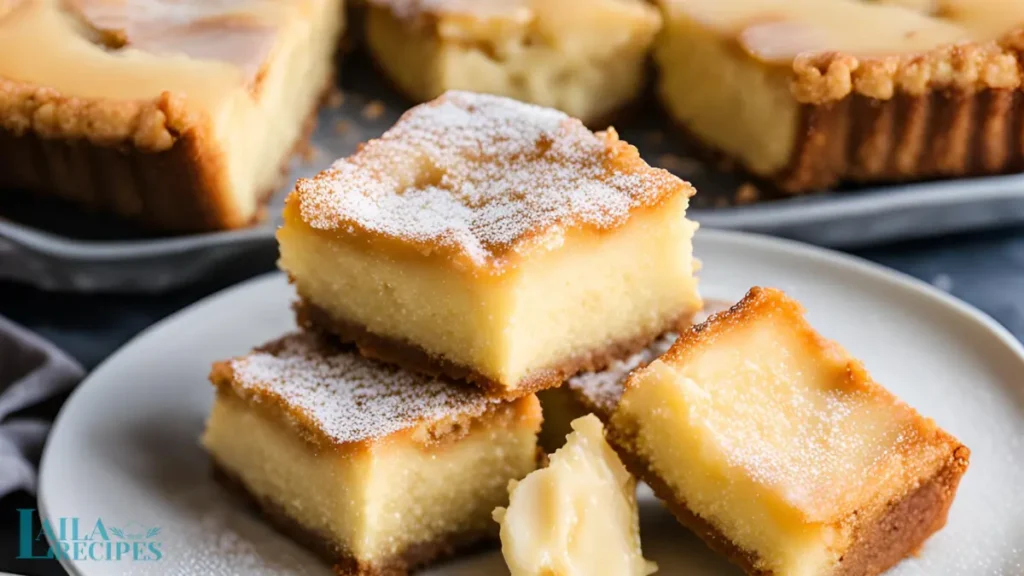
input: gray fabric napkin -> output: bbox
[0,315,83,497]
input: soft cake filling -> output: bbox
[611,309,942,575]
[494,414,656,576]
[279,194,700,389]
[366,0,659,122]
[204,392,540,564]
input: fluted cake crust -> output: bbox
[0,75,325,233]
[777,36,1024,192]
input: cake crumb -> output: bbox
[334,120,353,135]
[326,89,345,109]
[658,153,705,178]
[735,183,760,205]
[714,196,731,208]
[362,100,386,120]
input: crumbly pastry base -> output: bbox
[603,426,969,576]
[781,38,1024,193]
[294,297,696,400]
[0,75,327,233]
[777,87,1024,193]
[212,460,496,576]
[663,36,1024,194]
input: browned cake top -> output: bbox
[62,0,288,81]
[290,91,691,269]
[212,332,504,447]
[635,287,968,520]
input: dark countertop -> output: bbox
[1,227,1023,576]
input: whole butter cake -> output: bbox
[279,90,702,397]
[203,332,543,575]
[0,0,345,231]
[363,0,661,125]
[656,0,1024,192]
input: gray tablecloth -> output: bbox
[0,316,82,497]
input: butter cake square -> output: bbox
[0,0,344,231]
[597,287,970,576]
[278,90,702,398]
[364,0,661,125]
[203,332,542,575]
[655,0,1024,193]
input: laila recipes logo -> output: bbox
[17,509,164,562]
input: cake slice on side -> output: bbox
[364,0,661,126]
[0,0,344,231]
[279,90,702,399]
[202,332,542,576]
[580,287,969,576]
[493,414,657,576]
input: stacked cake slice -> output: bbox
[204,90,703,574]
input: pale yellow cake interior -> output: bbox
[0,0,343,223]
[655,0,1022,177]
[494,414,656,576]
[203,392,540,565]
[365,0,661,123]
[279,194,701,390]
[611,294,952,575]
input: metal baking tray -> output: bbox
[3,54,1024,292]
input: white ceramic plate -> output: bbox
[38,230,1024,575]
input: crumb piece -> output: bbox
[362,100,386,120]
[735,183,760,205]
[714,196,731,208]
[334,120,353,135]
[326,90,345,109]
[658,153,705,178]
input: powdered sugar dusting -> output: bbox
[569,334,678,415]
[227,332,499,444]
[294,91,684,265]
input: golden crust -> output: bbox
[777,86,1024,192]
[782,34,1024,191]
[790,39,1022,104]
[0,78,323,231]
[0,77,187,150]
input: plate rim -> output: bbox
[36,228,1024,575]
